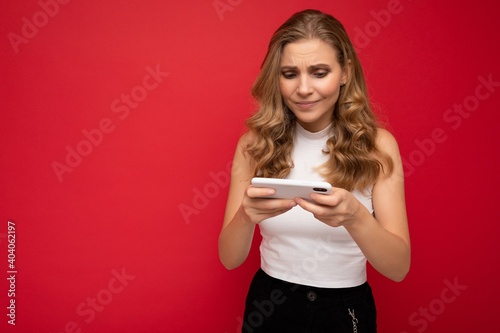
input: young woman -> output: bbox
[219,9,410,333]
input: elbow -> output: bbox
[222,263,239,271]
[390,270,409,282]
[218,235,248,270]
[218,245,244,270]
[219,256,242,271]
[389,261,411,282]
[390,245,411,282]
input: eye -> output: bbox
[313,71,329,78]
[281,72,297,79]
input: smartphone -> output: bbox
[251,177,332,199]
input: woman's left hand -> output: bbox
[294,188,366,228]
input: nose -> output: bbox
[297,75,313,96]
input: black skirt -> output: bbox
[242,269,377,333]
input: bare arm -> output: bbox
[295,129,410,281]
[218,134,296,270]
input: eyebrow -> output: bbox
[280,64,332,71]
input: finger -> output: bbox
[246,186,276,199]
[256,198,297,211]
[261,205,296,218]
[294,197,318,212]
[310,189,342,206]
[251,199,297,222]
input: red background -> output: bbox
[1,0,499,332]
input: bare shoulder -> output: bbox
[231,131,256,180]
[233,131,259,164]
[375,127,401,157]
[237,131,257,148]
[375,127,404,181]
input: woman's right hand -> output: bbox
[240,185,297,225]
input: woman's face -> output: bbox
[279,38,346,132]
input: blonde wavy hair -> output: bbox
[244,9,393,192]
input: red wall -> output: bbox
[1,1,499,332]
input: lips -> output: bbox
[294,100,319,109]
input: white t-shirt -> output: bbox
[259,123,373,288]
